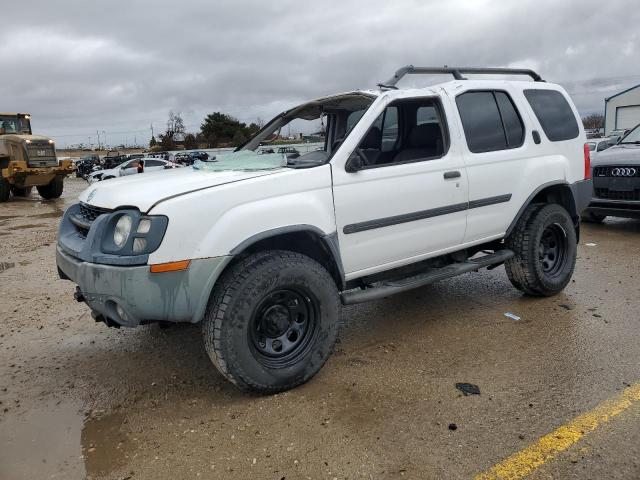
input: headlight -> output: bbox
[114,215,132,247]
[101,210,168,257]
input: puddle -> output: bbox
[82,411,135,477]
[0,262,15,272]
[0,403,134,479]
[0,402,85,480]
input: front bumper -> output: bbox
[584,199,640,219]
[57,246,230,327]
[585,166,640,218]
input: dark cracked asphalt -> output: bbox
[1,177,639,480]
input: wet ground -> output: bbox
[1,177,639,479]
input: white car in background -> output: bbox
[88,158,179,183]
[587,137,615,158]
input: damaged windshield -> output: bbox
[193,150,286,171]
[194,93,375,172]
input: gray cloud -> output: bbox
[1,0,639,147]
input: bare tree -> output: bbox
[167,111,185,135]
[582,113,604,130]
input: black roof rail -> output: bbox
[379,65,544,88]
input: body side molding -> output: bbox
[343,194,512,234]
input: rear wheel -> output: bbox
[0,177,9,202]
[582,211,606,224]
[37,177,64,199]
[202,250,340,394]
[11,186,32,197]
[505,203,577,296]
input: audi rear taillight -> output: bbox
[583,143,591,180]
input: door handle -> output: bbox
[443,171,461,179]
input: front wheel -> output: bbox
[505,203,577,296]
[202,251,340,394]
[37,177,64,199]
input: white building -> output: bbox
[604,83,640,135]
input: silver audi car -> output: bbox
[583,123,640,222]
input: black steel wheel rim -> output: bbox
[539,223,567,277]
[249,288,318,368]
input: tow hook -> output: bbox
[73,286,85,303]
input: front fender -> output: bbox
[147,166,336,264]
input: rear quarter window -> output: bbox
[524,89,579,142]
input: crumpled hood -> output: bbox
[78,166,282,212]
[593,144,640,166]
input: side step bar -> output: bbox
[340,249,514,305]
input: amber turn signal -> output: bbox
[150,260,191,273]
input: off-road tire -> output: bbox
[582,211,606,224]
[202,250,340,394]
[37,177,64,199]
[0,176,9,202]
[505,203,577,296]
[11,186,32,197]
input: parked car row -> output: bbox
[75,150,208,180]
[87,158,181,183]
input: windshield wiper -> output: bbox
[620,141,640,145]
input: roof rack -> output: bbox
[379,65,544,88]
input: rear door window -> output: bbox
[523,89,579,142]
[456,91,525,153]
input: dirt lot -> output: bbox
[1,177,639,480]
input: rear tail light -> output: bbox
[583,143,591,180]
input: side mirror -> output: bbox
[345,151,364,173]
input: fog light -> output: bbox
[116,304,128,322]
[133,238,147,253]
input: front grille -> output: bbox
[70,203,112,237]
[79,202,111,222]
[594,188,640,201]
[593,165,640,177]
[25,143,57,167]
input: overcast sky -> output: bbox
[2,0,639,147]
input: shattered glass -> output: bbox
[192,150,286,171]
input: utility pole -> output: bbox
[102,131,107,150]
[96,130,101,150]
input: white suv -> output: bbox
[57,66,592,393]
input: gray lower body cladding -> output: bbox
[57,246,229,327]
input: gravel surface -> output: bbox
[1,177,639,479]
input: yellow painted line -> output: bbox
[475,382,640,480]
